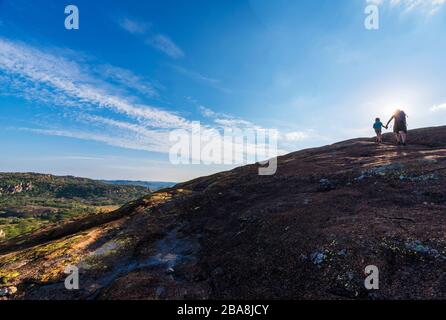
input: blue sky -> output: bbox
[1,0,446,182]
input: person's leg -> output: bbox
[395,133,400,144]
[378,133,382,143]
[400,131,407,145]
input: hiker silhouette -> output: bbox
[386,109,408,146]
[373,118,385,144]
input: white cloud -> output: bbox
[147,34,184,59]
[40,155,104,161]
[97,64,158,97]
[199,106,220,118]
[116,17,185,60]
[118,18,149,34]
[21,128,167,153]
[198,105,310,155]
[284,131,307,142]
[367,0,384,5]
[368,0,446,15]
[199,106,259,129]
[431,103,446,111]
[0,36,309,164]
[77,114,170,148]
[173,66,219,85]
[214,118,257,128]
[173,66,230,93]
[0,37,188,129]
[0,37,282,159]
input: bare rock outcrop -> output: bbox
[1,126,446,300]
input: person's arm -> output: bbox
[386,116,394,128]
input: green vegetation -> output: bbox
[0,172,149,240]
[0,270,20,286]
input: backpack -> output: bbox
[396,111,406,123]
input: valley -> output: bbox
[0,173,151,240]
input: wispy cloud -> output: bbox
[283,131,307,142]
[0,37,274,159]
[40,155,105,161]
[199,106,232,120]
[367,0,446,15]
[198,105,309,145]
[214,118,257,128]
[0,36,308,162]
[173,65,230,92]
[118,17,149,34]
[0,37,188,129]
[76,113,170,145]
[21,128,169,153]
[199,105,221,118]
[431,103,446,112]
[146,34,184,59]
[173,66,219,85]
[116,16,184,59]
[199,106,258,129]
[97,64,158,98]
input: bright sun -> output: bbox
[377,98,413,120]
[372,87,419,120]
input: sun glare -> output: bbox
[374,93,416,120]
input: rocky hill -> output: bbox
[0,173,149,241]
[1,126,446,300]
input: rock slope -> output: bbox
[1,126,446,300]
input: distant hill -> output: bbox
[0,173,149,240]
[102,180,176,191]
